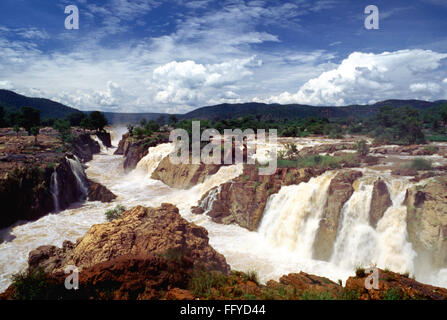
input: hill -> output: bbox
[1,89,445,123]
[0,89,81,119]
[181,100,447,121]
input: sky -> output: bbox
[0,0,446,113]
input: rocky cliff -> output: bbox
[405,176,447,269]
[0,131,105,229]
[87,179,117,203]
[192,165,327,231]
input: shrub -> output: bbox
[11,268,49,300]
[355,267,366,278]
[242,270,259,285]
[407,159,433,171]
[300,291,334,300]
[105,205,126,222]
[188,270,227,298]
[355,139,370,156]
[383,288,402,300]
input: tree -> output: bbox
[13,124,20,138]
[19,107,40,135]
[89,111,108,132]
[67,112,88,126]
[126,124,134,136]
[53,119,72,144]
[356,139,370,157]
[80,118,91,132]
[30,127,39,144]
[0,106,5,127]
[168,115,178,126]
[156,115,166,126]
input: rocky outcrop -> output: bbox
[313,170,362,261]
[192,165,326,231]
[345,269,447,300]
[0,155,85,229]
[369,179,392,228]
[404,176,447,269]
[115,133,169,171]
[87,179,117,203]
[151,156,222,189]
[28,204,230,275]
[372,145,445,156]
[95,132,112,148]
[71,132,100,162]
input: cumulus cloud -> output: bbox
[259,50,447,106]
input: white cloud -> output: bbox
[0,80,15,90]
[259,50,447,106]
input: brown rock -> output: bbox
[152,156,222,189]
[313,170,362,261]
[369,179,392,228]
[29,204,230,275]
[87,179,117,203]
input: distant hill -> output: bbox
[181,100,447,121]
[0,89,81,119]
[1,89,445,124]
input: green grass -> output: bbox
[383,288,402,300]
[277,154,360,170]
[188,270,228,299]
[300,291,334,300]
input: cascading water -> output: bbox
[330,175,416,275]
[66,155,88,198]
[50,169,60,212]
[258,172,336,258]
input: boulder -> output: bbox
[28,204,230,275]
[87,179,117,203]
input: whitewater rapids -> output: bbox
[0,130,446,292]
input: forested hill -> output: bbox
[1,89,446,123]
[0,89,81,119]
[181,100,447,121]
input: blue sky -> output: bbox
[0,0,446,113]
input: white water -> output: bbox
[50,170,60,212]
[0,130,446,293]
[66,156,88,198]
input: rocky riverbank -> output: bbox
[0,129,112,229]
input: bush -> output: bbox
[11,268,49,300]
[105,205,126,222]
[355,139,370,156]
[242,270,259,285]
[407,159,433,171]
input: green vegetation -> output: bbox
[300,291,334,300]
[11,268,49,300]
[277,154,360,170]
[105,205,126,222]
[407,159,433,171]
[188,270,228,298]
[383,288,402,300]
[355,139,370,156]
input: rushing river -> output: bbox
[0,129,446,292]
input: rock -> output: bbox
[369,179,392,228]
[404,177,447,269]
[266,272,342,298]
[28,204,230,275]
[87,179,117,203]
[151,156,222,189]
[392,168,417,176]
[71,133,101,162]
[95,132,112,148]
[164,288,195,300]
[192,165,326,231]
[345,269,447,300]
[117,134,169,171]
[313,170,362,261]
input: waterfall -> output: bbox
[91,135,107,153]
[330,175,416,274]
[66,155,88,198]
[199,185,222,214]
[135,143,175,177]
[258,171,335,258]
[50,169,60,212]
